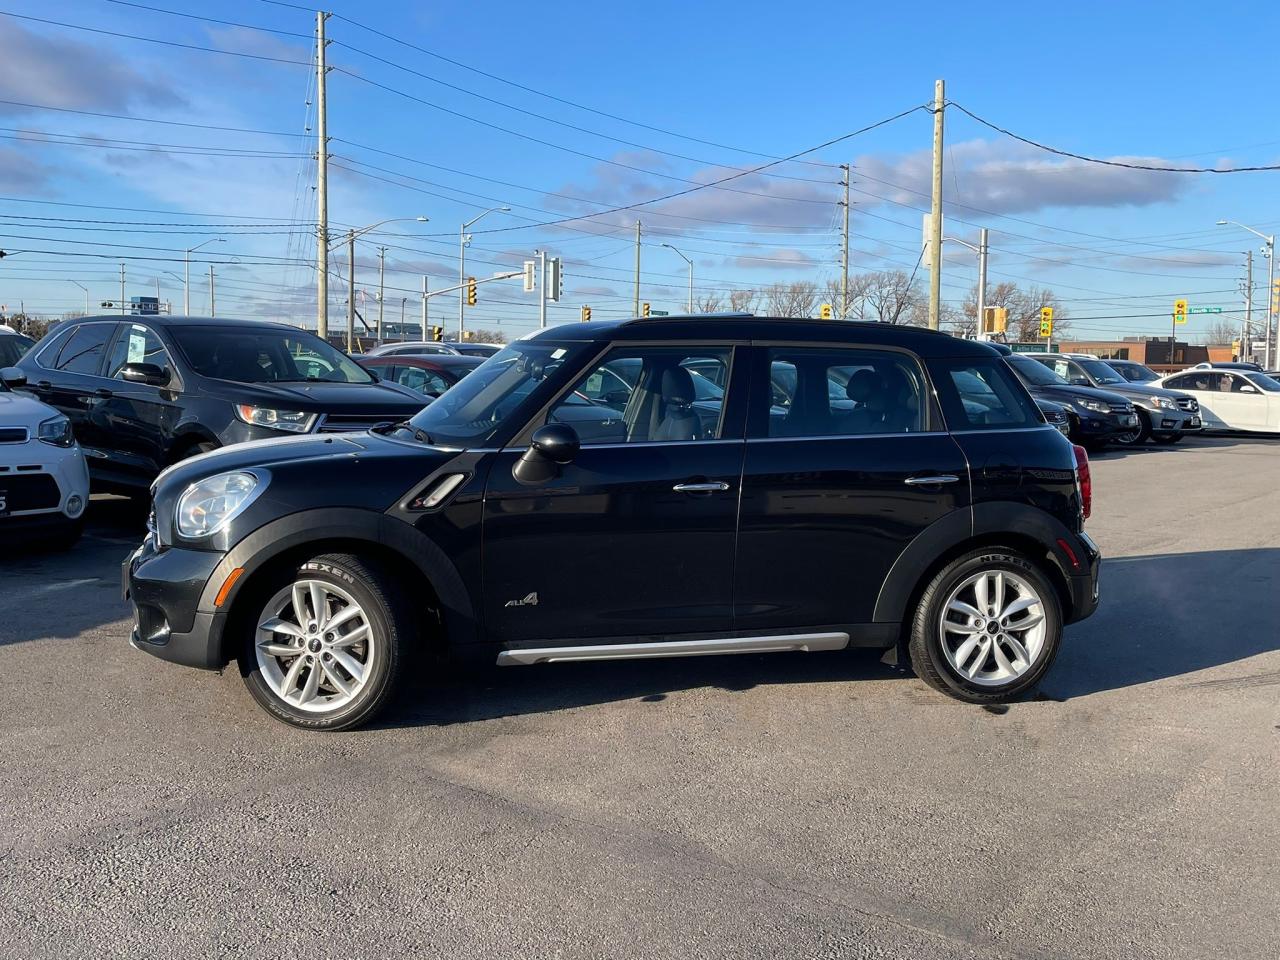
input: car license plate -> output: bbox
[1122,415,1138,427]
[0,490,7,517]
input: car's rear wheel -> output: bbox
[908,548,1062,703]
[240,553,409,731]
[1113,409,1150,445]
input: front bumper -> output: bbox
[1070,411,1136,441]
[123,538,229,670]
[1141,405,1199,435]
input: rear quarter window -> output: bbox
[931,358,1042,431]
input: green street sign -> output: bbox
[1009,342,1060,353]
[649,309,669,316]
[1188,307,1222,314]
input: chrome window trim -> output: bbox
[747,431,948,443]
[33,320,118,371]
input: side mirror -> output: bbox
[0,366,26,389]
[1070,376,1091,387]
[1241,385,1259,394]
[119,362,170,387]
[513,423,580,484]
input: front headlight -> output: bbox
[1076,397,1110,414]
[176,471,265,539]
[1156,397,1176,410]
[234,405,317,434]
[37,414,74,447]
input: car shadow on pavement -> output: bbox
[1043,547,1280,699]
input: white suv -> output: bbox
[0,365,89,548]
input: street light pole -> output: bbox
[1218,220,1275,368]
[377,246,387,342]
[325,216,428,352]
[942,231,988,338]
[661,243,694,312]
[67,280,88,314]
[458,207,510,341]
[185,238,224,315]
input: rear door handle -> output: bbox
[673,481,731,493]
[904,474,960,486]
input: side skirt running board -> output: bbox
[496,632,850,666]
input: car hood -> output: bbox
[1025,382,1132,406]
[0,389,60,428]
[1095,381,1184,402]
[200,377,427,413]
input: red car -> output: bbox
[357,353,485,398]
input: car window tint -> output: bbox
[933,359,1040,430]
[0,335,32,366]
[106,324,168,379]
[548,346,731,445]
[760,348,927,439]
[53,323,114,375]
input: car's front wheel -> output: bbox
[908,548,1062,703]
[240,553,409,731]
[1113,409,1151,445]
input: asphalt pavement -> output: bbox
[1,436,1277,959]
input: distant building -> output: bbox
[1054,337,1236,372]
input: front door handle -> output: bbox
[673,481,731,493]
[904,474,960,486]
[35,380,51,391]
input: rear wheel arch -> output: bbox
[167,428,220,464]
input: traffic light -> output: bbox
[430,325,444,342]
[547,257,562,302]
[1039,306,1054,338]
[819,303,833,320]
[466,277,477,306]
[1174,298,1188,324]
[982,306,1008,335]
[642,302,651,318]
[580,305,592,322]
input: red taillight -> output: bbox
[1072,444,1092,521]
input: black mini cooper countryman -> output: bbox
[125,316,1100,730]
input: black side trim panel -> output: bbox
[873,507,972,623]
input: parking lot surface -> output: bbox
[1,436,1277,959]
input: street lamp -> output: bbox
[185,238,225,315]
[459,207,510,340]
[331,216,428,352]
[1218,220,1275,368]
[66,280,89,315]
[943,228,989,339]
[661,243,694,313]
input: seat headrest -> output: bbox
[661,367,696,406]
[846,369,880,403]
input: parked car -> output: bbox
[995,348,1137,449]
[1105,359,1161,384]
[358,354,484,398]
[0,327,36,367]
[363,341,461,358]
[1035,398,1071,436]
[125,316,1100,731]
[0,365,89,548]
[1153,368,1280,433]
[1190,361,1263,372]
[17,315,428,492]
[1026,353,1199,445]
[447,342,504,358]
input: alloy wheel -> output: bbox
[255,578,376,713]
[938,569,1047,687]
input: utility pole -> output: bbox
[1244,250,1253,362]
[976,227,989,340]
[376,246,386,341]
[119,262,126,315]
[421,275,427,340]
[347,228,356,353]
[927,79,945,330]
[155,277,160,303]
[537,249,547,330]
[208,265,216,318]
[633,220,642,317]
[1267,246,1276,370]
[840,163,850,319]
[315,11,330,337]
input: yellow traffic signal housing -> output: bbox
[819,303,833,320]
[466,277,477,306]
[430,325,444,342]
[642,302,651,318]
[1039,306,1054,337]
[982,306,1007,334]
[580,305,592,322]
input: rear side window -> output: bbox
[932,359,1041,430]
[53,323,115,375]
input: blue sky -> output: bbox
[1,0,1278,342]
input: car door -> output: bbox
[28,321,117,456]
[1219,372,1269,429]
[734,344,970,630]
[95,322,182,482]
[481,342,745,644]
[1164,373,1224,428]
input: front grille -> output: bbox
[315,413,396,434]
[1176,396,1199,413]
[1044,410,1067,424]
[0,427,28,443]
[1109,401,1133,414]
[0,473,59,511]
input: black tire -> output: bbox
[170,439,218,465]
[1153,433,1182,444]
[1112,409,1150,446]
[239,552,410,731]
[908,547,1063,704]
[43,518,85,552]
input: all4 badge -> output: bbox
[504,592,539,608]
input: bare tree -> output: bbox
[467,327,509,344]
[1203,318,1238,345]
[958,281,1068,342]
[694,290,724,314]
[856,270,923,325]
[727,287,758,313]
[764,280,820,318]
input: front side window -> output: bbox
[106,324,170,379]
[933,358,1040,430]
[1007,354,1069,387]
[1076,359,1126,385]
[1243,372,1280,392]
[169,325,373,384]
[1115,363,1157,383]
[546,346,731,445]
[53,323,114,375]
[761,348,927,438]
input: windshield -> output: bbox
[1113,362,1158,382]
[1244,372,1280,392]
[406,339,590,447]
[170,325,374,384]
[1007,355,1068,386]
[1077,359,1125,385]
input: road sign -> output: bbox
[1009,342,1060,354]
[649,309,669,316]
[1188,307,1222,314]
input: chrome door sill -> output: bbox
[496,632,849,666]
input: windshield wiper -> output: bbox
[374,419,434,444]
